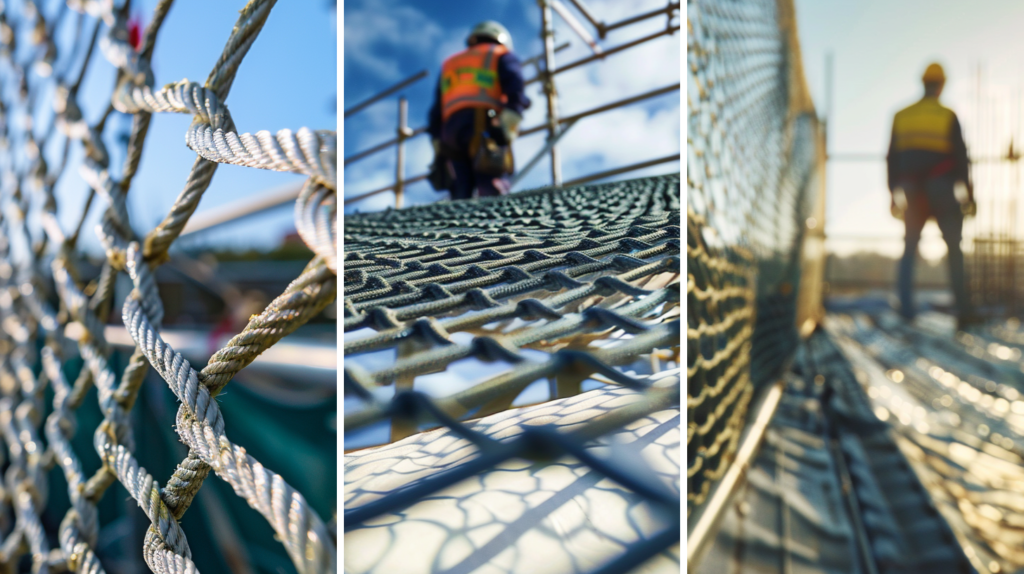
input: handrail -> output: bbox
[344,69,428,118]
[520,83,680,136]
[344,173,428,206]
[344,126,427,166]
[562,154,680,186]
[686,381,785,572]
[524,26,679,85]
[602,3,680,36]
[510,119,578,189]
[521,41,571,68]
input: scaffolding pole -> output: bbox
[540,0,562,187]
[395,97,410,208]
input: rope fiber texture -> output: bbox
[343,174,682,573]
[687,0,821,516]
[0,0,336,572]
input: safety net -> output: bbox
[686,0,824,516]
[343,174,682,572]
[0,1,337,573]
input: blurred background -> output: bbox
[342,0,680,213]
[797,0,1024,312]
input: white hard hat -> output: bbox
[468,21,513,51]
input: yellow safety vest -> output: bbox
[891,97,955,154]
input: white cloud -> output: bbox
[344,0,444,84]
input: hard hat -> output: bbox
[468,21,513,51]
[922,63,946,83]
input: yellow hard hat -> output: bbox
[922,63,946,83]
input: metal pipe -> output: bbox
[562,153,679,186]
[686,381,784,571]
[179,182,304,237]
[600,3,679,36]
[395,97,409,208]
[511,119,578,189]
[827,153,1007,163]
[539,0,562,187]
[520,83,679,137]
[344,69,428,118]
[344,126,427,167]
[566,0,602,30]
[345,29,677,169]
[525,26,679,85]
[344,173,428,206]
[521,41,571,68]
[825,52,833,152]
[551,0,601,55]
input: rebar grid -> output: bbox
[0,1,336,573]
[343,174,681,573]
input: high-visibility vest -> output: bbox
[891,97,955,154]
[440,43,509,122]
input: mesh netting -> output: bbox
[343,174,681,572]
[0,1,337,573]
[686,0,822,514]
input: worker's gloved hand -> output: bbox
[962,199,977,218]
[498,109,522,142]
[890,197,904,220]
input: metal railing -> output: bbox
[343,0,680,209]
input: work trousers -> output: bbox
[440,108,511,200]
[897,175,970,320]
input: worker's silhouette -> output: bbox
[887,63,977,328]
[427,21,531,200]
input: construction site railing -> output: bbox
[343,1,680,209]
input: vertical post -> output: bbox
[539,0,562,186]
[824,52,833,157]
[395,97,409,208]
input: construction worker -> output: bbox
[887,62,977,328]
[427,21,531,200]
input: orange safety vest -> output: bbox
[440,43,509,122]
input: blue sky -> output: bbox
[343,0,680,213]
[795,0,1024,260]
[35,0,337,256]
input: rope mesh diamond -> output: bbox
[0,0,336,572]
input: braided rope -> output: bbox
[123,294,332,574]
[0,0,337,572]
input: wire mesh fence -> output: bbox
[686,0,823,517]
[343,174,681,572]
[0,0,337,572]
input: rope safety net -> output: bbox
[686,0,823,515]
[0,0,337,573]
[343,174,681,572]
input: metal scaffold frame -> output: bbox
[343,0,680,208]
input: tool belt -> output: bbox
[470,108,513,177]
